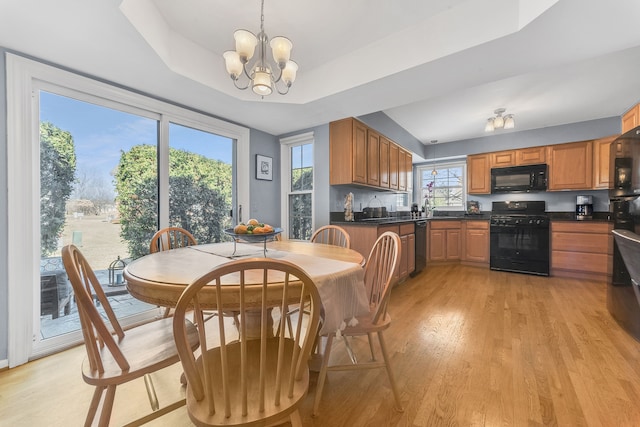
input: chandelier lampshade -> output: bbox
[223,0,298,97]
[485,108,515,132]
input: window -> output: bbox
[418,160,466,211]
[280,132,314,240]
[7,53,250,365]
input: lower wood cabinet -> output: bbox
[339,222,415,283]
[551,221,612,280]
[462,220,489,265]
[428,220,461,262]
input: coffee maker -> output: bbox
[575,195,593,220]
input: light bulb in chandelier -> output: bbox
[223,0,298,97]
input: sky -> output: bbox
[39,91,233,191]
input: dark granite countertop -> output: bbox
[330,212,490,226]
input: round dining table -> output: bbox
[124,240,369,335]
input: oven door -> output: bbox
[490,224,549,276]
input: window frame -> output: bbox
[417,159,467,211]
[280,132,315,240]
[6,53,250,365]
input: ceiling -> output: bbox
[2,0,640,155]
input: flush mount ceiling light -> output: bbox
[485,108,515,132]
[223,0,298,97]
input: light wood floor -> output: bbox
[3,264,640,426]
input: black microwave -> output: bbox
[491,164,547,193]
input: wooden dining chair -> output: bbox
[149,226,197,253]
[61,244,199,427]
[150,226,197,317]
[312,231,403,416]
[310,225,351,248]
[172,258,322,427]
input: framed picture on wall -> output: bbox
[256,154,273,181]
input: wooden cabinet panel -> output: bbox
[407,233,415,273]
[462,220,489,264]
[446,229,461,260]
[398,149,408,191]
[467,154,491,194]
[429,229,446,261]
[405,151,413,191]
[547,140,593,190]
[622,104,640,133]
[490,150,516,167]
[429,220,461,262]
[352,121,368,184]
[389,143,399,190]
[399,235,408,279]
[379,136,390,188]
[367,130,380,186]
[551,221,613,280]
[516,146,546,165]
[593,135,619,189]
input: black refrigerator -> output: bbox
[608,126,640,341]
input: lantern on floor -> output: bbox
[108,256,127,287]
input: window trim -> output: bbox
[6,52,250,366]
[280,132,315,240]
[417,159,467,211]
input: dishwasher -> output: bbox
[411,220,427,276]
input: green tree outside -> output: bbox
[40,122,76,257]
[115,145,232,259]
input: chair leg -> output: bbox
[377,331,403,412]
[98,384,117,426]
[343,336,358,364]
[313,334,335,417]
[289,409,303,427]
[144,373,159,411]
[367,332,377,361]
[85,385,105,427]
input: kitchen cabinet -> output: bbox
[339,221,415,283]
[462,220,489,265]
[467,154,491,194]
[547,140,593,191]
[428,220,461,262]
[592,134,619,189]
[551,221,612,281]
[379,222,415,281]
[396,146,412,192]
[380,136,390,188]
[516,146,546,165]
[330,117,367,185]
[330,117,411,191]
[622,103,640,133]
[489,147,546,168]
[389,143,399,190]
[490,150,516,167]
[367,129,380,186]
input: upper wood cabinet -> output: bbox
[467,153,491,194]
[489,147,546,168]
[490,150,516,167]
[330,117,412,191]
[547,140,593,191]
[379,136,390,188]
[516,146,546,165]
[398,148,410,191]
[622,104,640,133]
[593,134,619,189]
[389,143,399,190]
[367,129,380,186]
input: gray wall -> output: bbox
[249,128,280,226]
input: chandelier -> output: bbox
[485,108,515,132]
[223,0,298,97]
